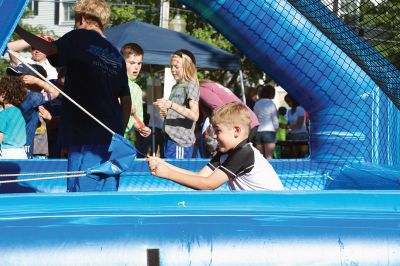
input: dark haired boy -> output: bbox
[120,43,151,156]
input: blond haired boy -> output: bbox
[13,0,132,192]
[147,102,284,190]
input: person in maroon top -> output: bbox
[198,80,259,156]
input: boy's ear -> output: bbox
[233,125,241,138]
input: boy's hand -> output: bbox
[22,75,41,86]
[38,106,52,120]
[147,156,170,178]
[138,126,151,137]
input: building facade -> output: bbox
[23,0,76,36]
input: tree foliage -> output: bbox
[359,0,400,68]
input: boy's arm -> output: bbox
[7,39,31,65]
[120,95,132,131]
[0,132,3,144]
[14,25,57,55]
[147,156,228,190]
[22,75,60,100]
[151,156,212,177]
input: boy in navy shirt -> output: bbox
[13,0,131,191]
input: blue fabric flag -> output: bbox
[86,134,137,176]
[0,1,30,56]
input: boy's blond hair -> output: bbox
[171,52,199,86]
[74,0,111,30]
[212,102,251,135]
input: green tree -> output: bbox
[359,0,400,68]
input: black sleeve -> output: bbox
[218,145,255,178]
[48,30,76,67]
[207,152,222,170]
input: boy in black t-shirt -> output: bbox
[147,102,284,191]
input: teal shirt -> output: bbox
[125,77,144,135]
[0,106,27,149]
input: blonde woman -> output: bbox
[154,49,199,159]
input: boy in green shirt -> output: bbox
[121,43,151,156]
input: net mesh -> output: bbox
[290,0,400,107]
[177,0,400,190]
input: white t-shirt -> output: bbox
[207,141,284,191]
[22,57,58,80]
[253,98,279,132]
[287,106,307,134]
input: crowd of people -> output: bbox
[0,0,309,192]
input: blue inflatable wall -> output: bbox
[177,0,400,179]
[0,192,399,265]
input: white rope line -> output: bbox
[0,174,87,184]
[0,171,85,177]
[7,49,115,136]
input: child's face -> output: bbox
[125,53,143,79]
[170,56,184,81]
[30,48,47,63]
[213,123,237,153]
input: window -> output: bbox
[62,1,75,23]
[29,0,39,16]
[56,0,75,25]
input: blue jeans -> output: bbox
[255,131,276,144]
[67,144,119,192]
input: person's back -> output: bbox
[198,80,260,156]
[253,85,278,159]
[0,76,28,159]
[199,81,259,129]
[50,29,128,146]
[13,0,131,191]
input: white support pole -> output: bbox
[239,69,246,104]
[159,0,170,28]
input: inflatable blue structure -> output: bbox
[0,0,400,265]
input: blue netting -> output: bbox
[177,0,400,189]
